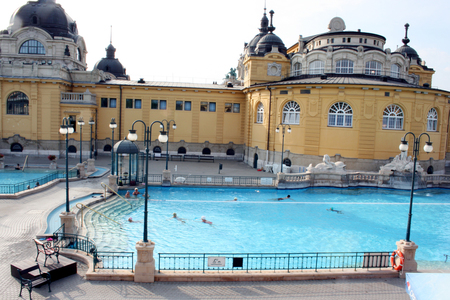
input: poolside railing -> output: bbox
[0,169,78,194]
[93,252,134,272]
[53,232,97,254]
[171,174,276,187]
[158,252,391,273]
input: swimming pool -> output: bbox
[84,187,450,270]
[0,168,77,194]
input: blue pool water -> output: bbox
[84,187,450,270]
[0,169,58,184]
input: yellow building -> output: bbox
[1,1,449,173]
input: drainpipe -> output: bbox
[266,86,272,157]
[119,85,123,140]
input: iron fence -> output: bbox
[93,251,134,272]
[53,232,97,254]
[0,169,77,194]
[171,174,276,187]
[158,252,391,273]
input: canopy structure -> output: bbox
[405,273,450,300]
[113,139,145,186]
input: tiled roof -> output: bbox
[99,79,245,91]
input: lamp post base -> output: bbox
[77,163,86,178]
[87,158,96,172]
[396,239,419,278]
[162,170,171,187]
[108,175,118,193]
[134,240,156,283]
[59,211,77,234]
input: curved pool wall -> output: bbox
[45,193,102,234]
[83,187,450,270]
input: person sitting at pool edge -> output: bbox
[201,216,212,225]
[34,182,40,188]
[277,195,290,201]
[15,163,21,170]
[132,188,140,196]
[125,191,131,198]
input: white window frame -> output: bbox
[335,60,354,74]
[256,102,264,123]
[382,104,404,130]
[365,61,382,76]
[391,64,401,78]
[282,101,300,124]
[309,60,324,75]
[328,102,353,127]
[292,62,302,76]
[427,108,438,132]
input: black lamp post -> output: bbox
[275,123,291,173]
[109,118,117,175]
[59,117,74,212]
[88,117,95,159]
[127,120,168,243]
[77,117,85,164]
[399,132,433,242]
[161,119,176,170]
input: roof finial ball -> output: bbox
[402,23,410,45]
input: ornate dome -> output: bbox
[94,44,128,79]
[113,139,139,154]
[8,0,79,41]
[393,23,420,60]
[256,33,286,54]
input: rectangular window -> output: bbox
[160,100,167,110]
[101,98,108,107]
[185,101,191,111]
[300,89,311,94]
[69,115,77,132]
[342,38,346,42]
[233,103,240,113]
[209,102,216,112]
[359,38,363,43]
[126,99,133,108]
[374,40,377,45]
[176,101,183,110]
[151,100,158,109]
[280,90,288,94]
[110,98,116,108]
[200,102,208,111]
[225,103,232,112]
[364,38,367,44]
[327,39,330,44]
[347,38,351,43]
[331,38,334,43]
[135,99,141,109]
[385,92,390,97]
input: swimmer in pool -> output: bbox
[269,195,291,201]
[201,216,212,225]
[132,188,140,196]
[128,217,141,223]
[125,191,131,198]
[327,207,343,214]
[172,213,186,223]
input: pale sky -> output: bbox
[2,0,450,91]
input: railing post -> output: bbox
[315,253,319,272]
[287,253,290,273]
[203,254,205,273]
[246,254,249,273]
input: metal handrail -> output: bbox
[76,203,121,226]
[100,182,132,206]
[93,251,134,272]
[21,155,28,171]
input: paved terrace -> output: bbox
[0,154,439,299]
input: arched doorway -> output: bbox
[253,153,258,169]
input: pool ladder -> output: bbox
[100,182,133,207]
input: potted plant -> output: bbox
[0,153,4,160]
[48,155,56,161]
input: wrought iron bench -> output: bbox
[170,154,183,161]
[18,264,51,300]
[200,155,214,162]
[34,239,59,267]
[183,155,200,161]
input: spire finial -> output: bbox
[268,10,275,33]
[110,25,112,45]
[402,23,410,45]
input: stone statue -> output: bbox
[379,153,424,174]
[226,68,237,79]
[307,154,346,173]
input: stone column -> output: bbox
[77,163,86,178]
[162,170,171,187]
[49,160,57,170]
[134,240,156,283]
[396,239,419,278]
[60,211,77,234]
[108,174,118,193]
[87,158,96,172]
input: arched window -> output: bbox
[282,101,300,124]
[10,143,23,152]
[283,158,292,167]
[153,146,161,153]
[382,104,404,130]
[19,40,45,54]
[256,102,264,124]
[335,60,354,74]
[365,61,382,75]
[309,60,324,74]
[104,145,112,152]
[292,62,302,76]
[391,64,400,78]
[427,108,438,132]
[177,147,187,154]
[68,145,77,153]
[77,48,82,62]
[7,92,29,115]
[226,149,235,156]
[202,148,211,155]
[328,102,353,127]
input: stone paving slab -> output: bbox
[0,154,413,299]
